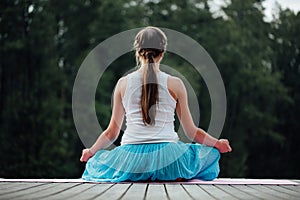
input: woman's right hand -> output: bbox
[80,149,94,162]
[215,139,232,153]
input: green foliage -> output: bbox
[267,9,300,178]
[0,0,299,179]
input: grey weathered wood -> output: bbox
[181,184,216,200]
[248,185,292,200]
[121,183,148,200]
[0,181,299,200]
[230,185,266,200]
[0,183,46,195]
[93,183,131,200]
[0,182,17,189]
[266,185,300,197]
[62,183,113,200]
[281,185,300,192]
[145,184,168,200]
[215,185,258,200]
[164,184,191,200]
[235,185,284,200]
[13,183,80,200]
[0,182,47,198]
[42,183,95,200]
[199,185,238,200]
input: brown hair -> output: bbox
[134,27,167,125]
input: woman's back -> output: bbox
[121,70,179,145]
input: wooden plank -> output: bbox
[281,185,300,192]
[0,182,23,190]
[215,185,257,200]
[247,185,288,199]
[0,182,22,190]
[121,183,148,200]
[181,184,216,200]
[199,185,238,200]
[230,185,267,200]
[62,183,114,200]
[1,181,299,200]
[10,183,80,200]
[93,183,131,200]
[248,185,293,199]
[264,185,300,199]
[164,184,191,200]
[42,183,95,200]
[1,183,45,194]
[145,184,168,200]
[233,185,283,200]
[0,182,48,197]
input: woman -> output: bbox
[80,26,232,182]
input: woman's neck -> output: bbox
[139,62,160,72]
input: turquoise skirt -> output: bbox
[82,142,220,182]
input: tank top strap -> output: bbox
[122,71,138,106]
[157,71,168,89]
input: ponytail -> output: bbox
[140,49,160,125]
[133,27,167,125]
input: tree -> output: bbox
[270,9,300,178]
[217,0,289,177]
[0,0,80,177]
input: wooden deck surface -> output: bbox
[0,179,299,200]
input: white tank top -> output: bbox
[121,70,179,145]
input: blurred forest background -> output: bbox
[0,0,299,178]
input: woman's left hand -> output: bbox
[80,149,94,162]
[215,139,232,153]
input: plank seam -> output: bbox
[7,183,61,200]
[263,185,298,198]
[117,183,133,200]
[214,185,243,200]
[180,184,197,200]
[246,185,282,200]
[54,183,98,200]
[229,185,265,200]
[163,184,171,200]
[208,184,239,200]
[143,184,149,200]
[86,183,116,200]
[30,183,82,200]
[220,184,264,200]
[280,185,300,193]
[196,185,218,200]
[0,182,49,196]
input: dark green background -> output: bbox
[0,0,299,178]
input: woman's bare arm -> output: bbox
[80,77,126,162]
[168,76,232,153]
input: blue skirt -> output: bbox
[82,142,220,182]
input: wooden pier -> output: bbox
[0,179,299,200]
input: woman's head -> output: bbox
[133,27,167,125]
[134,27,167,66]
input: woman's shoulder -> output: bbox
[123,70,141,80]
[167,74,186,97]
[118,76,127,84]
[118,70,138,83]
[164,73,183,86]
[116,76,128,98]
[116,70,140,95]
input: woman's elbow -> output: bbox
[104,128,119,141]
[184,126,198,140]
